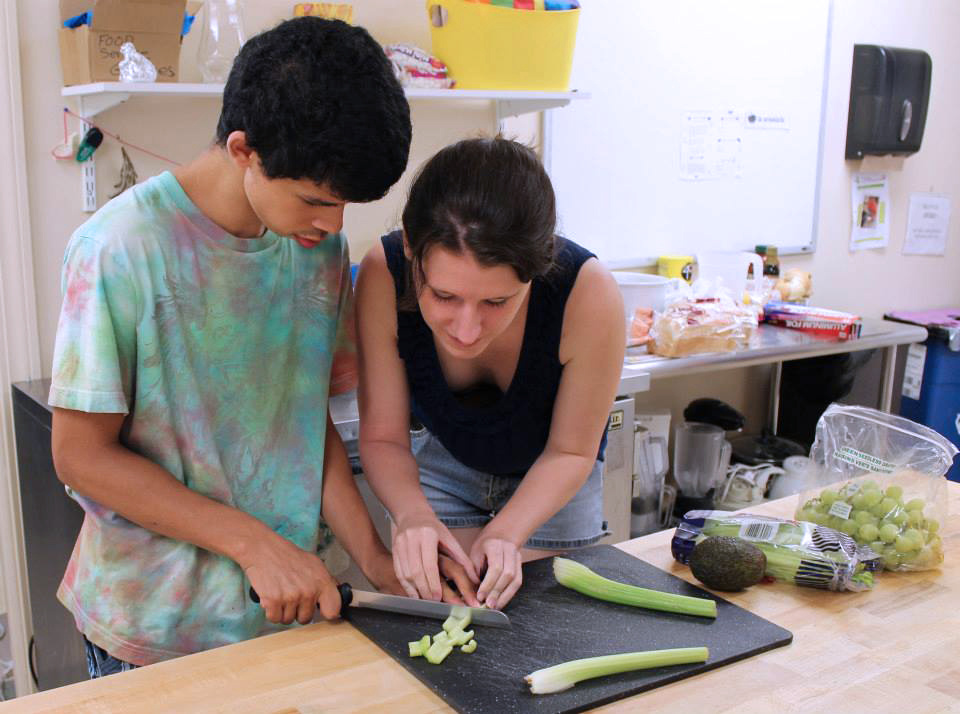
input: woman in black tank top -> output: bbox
[355,138,625,611]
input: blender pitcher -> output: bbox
[673,422,731,511]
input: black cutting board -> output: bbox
[345,545,792,713]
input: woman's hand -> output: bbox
[470,532,523,610]
[362,547,407,596]
[393,511,479,601]
[438,554,481,606]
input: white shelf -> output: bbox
[60,82,588,211]
[61,82,588,119]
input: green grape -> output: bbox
[839,519,859,536]
[905,498,925,511]
[906,509,924,527]
[852,509,872,525]
[879,523,899,543]
[827,516,845,530]
[868,540,886,554]
[820,489,838,506]
[903,528,924,548]
[851,493,867,509]
[860,479,879,492]
[882,551,901,569]
[926,519,940,534]
[799,509,818,523]
[884,485,903,501]
[803,499,818,511]
[861,489,882,508]
[879,497,897,514]
[894,535,918,554]
[898,550,919,565]
[858,523,879,542]
[892,511,909,526]
[808,511,828,525]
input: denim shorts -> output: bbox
[412,427,608,550]
[84,637,138,678]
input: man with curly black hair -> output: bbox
[48,17,411,676]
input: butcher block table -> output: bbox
[4,484,958,713]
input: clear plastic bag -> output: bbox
[795,404,957,571]
[672,510,882,591]
[649,290,758,357]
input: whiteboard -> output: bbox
[549,0,832,266]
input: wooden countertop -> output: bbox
[4,484,958,713]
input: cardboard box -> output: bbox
[58,0,188,85]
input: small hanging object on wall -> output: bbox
[75,127,103,162]
[110,146,139,198]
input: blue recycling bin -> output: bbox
[887,310,960,482]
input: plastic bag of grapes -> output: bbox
[796,404,957,571]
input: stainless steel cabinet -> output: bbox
[11,380,87,690]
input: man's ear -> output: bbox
[401,231,413,261]
[225,130,257,170]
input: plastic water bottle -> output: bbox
[197,0,246,83]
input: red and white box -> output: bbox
[762,302,862,340]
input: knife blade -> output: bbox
[249,584,511,628]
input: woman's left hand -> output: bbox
[469,533,523,610]
[363,548,407,596]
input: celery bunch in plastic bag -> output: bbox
[671,511,882,592]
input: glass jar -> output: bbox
[197,0,246,83]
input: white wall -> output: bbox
[786,0,960,316]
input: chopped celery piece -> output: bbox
[460,639,477,653]
[425,639,454,665]
[408,634,431,657]
[449,629,474,646]
[443,612,472,633]
[433,631,450,645]
[553,558,717,618]
[525,647,709,694]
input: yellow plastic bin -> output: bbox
[426,0,580,90]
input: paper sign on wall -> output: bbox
[903,193,951,255]
[850,173,890,251]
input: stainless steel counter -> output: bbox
[618,318,929,426]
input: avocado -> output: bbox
[688,536,767,591]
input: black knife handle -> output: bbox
[248,583,353,618]
[337,582,353,618]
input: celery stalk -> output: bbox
[525,647,709,694]
[553,558,717,618]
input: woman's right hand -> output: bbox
[392,511,479,601]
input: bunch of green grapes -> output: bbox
[798,479,943,570]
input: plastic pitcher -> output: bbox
[673,421,732,498]
[695,250,763,302]
[630,425,669,537]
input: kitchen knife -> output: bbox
[249,584,511,628]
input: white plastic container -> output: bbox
[613,272,681,317]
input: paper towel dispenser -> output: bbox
[845,44,932,159]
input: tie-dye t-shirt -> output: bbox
[48,171,357,666]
